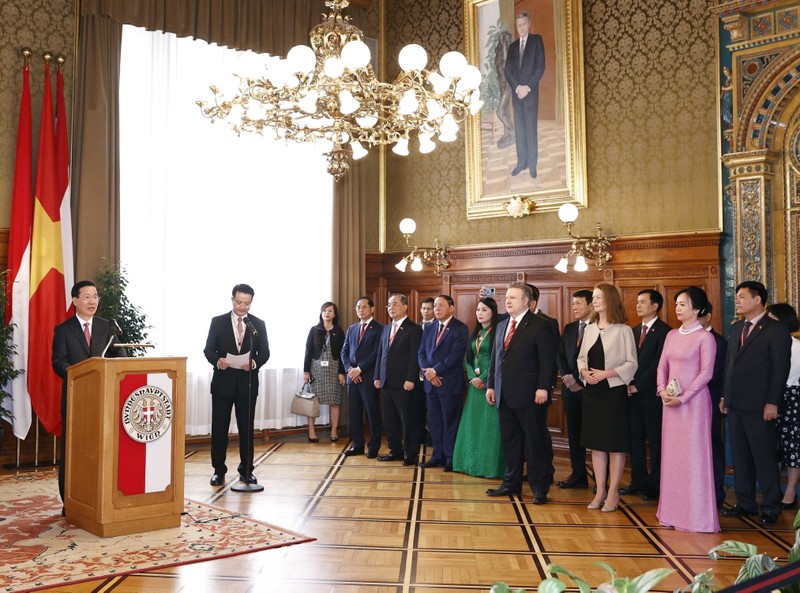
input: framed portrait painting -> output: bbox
[464,0,587,218]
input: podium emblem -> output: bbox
[122,385,173,443]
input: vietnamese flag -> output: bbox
[3,61,33,439]
[28,59,72,436]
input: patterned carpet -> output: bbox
[0,471,313,593]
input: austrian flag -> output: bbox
[118,373,174,496]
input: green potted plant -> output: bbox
[0,270,25,437]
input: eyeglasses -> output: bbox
[77,295,100,302]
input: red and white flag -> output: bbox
[56,66,75,314]
[3,63,33,439]
[118,374,174,495]
[28,60,72,436]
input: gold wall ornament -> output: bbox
[196,0,483,181]
[553,203,615,273]
[503,196,535,218]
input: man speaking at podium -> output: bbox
[52,280,127,503]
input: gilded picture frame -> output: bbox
[464,0,587,219]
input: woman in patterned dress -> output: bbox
[304,302,346,442]
[766,303,800,509]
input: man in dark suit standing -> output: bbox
[486,282,557,503]
[556,289,594,489]
[52,280,126,502]
[504,11,545,178]
[721,281,791,525]
[699,303,728,508]
[341,296,383,458]
[203,284,270,487]
[374,293,424,465]
[621,289,671,500]
[418,294,469,471]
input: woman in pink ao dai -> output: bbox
[656,286,720,532]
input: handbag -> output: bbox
[665,378,682,397]
[291,382,320,417]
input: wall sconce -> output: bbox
[554,203,615,272]
[395,218,450,275]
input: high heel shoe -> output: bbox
[587,499,606,510]
[308,435,319,443]
[782,499,798,510]
[330,435,339,442]
[601,500,619,512]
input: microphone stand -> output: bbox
[232,320,264,493]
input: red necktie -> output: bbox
[358,322,367,343]
[237,316,244,349]
[435,322,446,345]
[503,318,517,351]
[83,322,91,348]
[389,322,398,345]
[741,320,752,347]
[638,324,648,348]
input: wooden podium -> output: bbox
[64,356,186,537]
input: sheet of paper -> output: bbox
[225,351,251,368]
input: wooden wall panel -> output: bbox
[367,231,723,450]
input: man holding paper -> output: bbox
[204,284,270,487]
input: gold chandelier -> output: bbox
[554,204,615,272]
[196,0,483,181]
[394,218,450,276]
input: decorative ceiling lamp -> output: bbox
[197,0,483,181]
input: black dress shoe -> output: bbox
[210,473,225,486]
[511,165,526,176]
[486,485,521,497]
[443,462,453,472]
[239,473,257,484]
[421,459,445,468]
[343,447,364,457]
[556,475,588,489]
[533,492,548,505]
[377,453,403,462]
[367,451,379,459]
[403,457,418,466]
[721,504,756,518]
[61,506,66,517]
[760,512,779,526]
[640,488,659,501]
[618,485,642,496]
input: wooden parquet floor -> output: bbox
[10,434,798,592]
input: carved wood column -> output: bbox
[722,149,778,291]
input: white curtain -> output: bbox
[119,25,334,434]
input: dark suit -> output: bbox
[723,314,791,515]
[707,327,728,507]
[488,311,557,494]
[375,318,424,458]
[557,319,588,481]
[203,312,270,476]
[629,318,671,493]
[418,317,469,463]
[504,33,545,175]
[341,319,383,455]
[52,315,126,501]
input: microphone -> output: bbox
[110,319,123,336]
[101,319,123,357]
[243,317,259,336]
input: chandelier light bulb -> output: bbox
[398,90,419,115]
[323,57,345,78]
[438,114,458,141]
[392,137,410,156]
[460,64,482,90]
[469,93,484,114]
[351,140,368,160]
[341,40,371,70]
[428,71,451,94]
[411,257,424,272]
[395,258,409,272]
[286,45,316,74]
[399,44,428,72]
[298,90,319,114]
[418,133,436,154]
[317,138,335,153]
[439,51,467,79]
[574,256,589,272]
[426,99,446,120]
[554,258,569,273]
[398,218,417,235]
[338,90,360,115]
[557,202,579,223]
[356,114,378,128]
